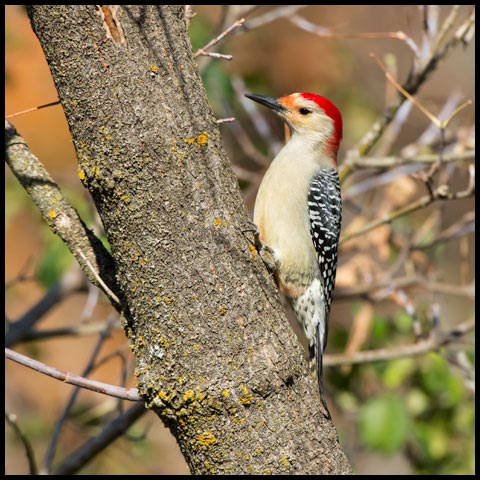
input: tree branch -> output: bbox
[342,149,474,172]
[335,275,475,301]
[5,348,141,402]
[44,316,120,472]
[5,121,123,309]
[5,412,38,475]
[339,7,475,182]
[324,318,474,367]
[340,171,475,244]
[5,265,86,347]
[51,403,146,476]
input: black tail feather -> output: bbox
[315,326,331,420]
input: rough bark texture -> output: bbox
[28,5,352,474]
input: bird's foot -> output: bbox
[242,221,279,274]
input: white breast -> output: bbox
[253,136,321,284]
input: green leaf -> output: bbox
[420,352,465,407]
[413,421,449,461]
[359,394,409,454]
[371,314,389,343]
[382,358,415,389]
[406,389,429,416]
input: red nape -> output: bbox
[300,92,342,152]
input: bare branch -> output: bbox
[19,321,123,342]
[335,275,475,301]
[216,117,236,124]
[51,403,146,476]
[340,8,475,182]
[5,100,61,119]
[342,148,474,172]
[5,121,122,309]
[245,5,308,30]
[194,18,245,58]
[5,265,87,347]
[5,412,38,475]
[232,75,283,156]
[194,50,233,60]
[340,171,475,244]
[44,316,119,472]
[413,211,475,250]
[5,348,141,402]
[324,318,474,367]
[290,15,420,57]
[430,5,461,54]
[76,249,120,305]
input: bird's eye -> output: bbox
[299,107,312,115]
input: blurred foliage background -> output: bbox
[5,5,474,475]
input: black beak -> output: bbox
[244,93,287,114]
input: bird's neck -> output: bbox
[285,132,338,170]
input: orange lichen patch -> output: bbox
[197,431,217,447]
[78,170,86,180]
[239,384,254,405]
[249,244,257,258]
[213,218,225,227]
[183,390,195,402]
[184,138,195,145]
[48,210,57,219]
[197,133,208,145]
[149,65,158,73]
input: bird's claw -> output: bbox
[242,221,278,274]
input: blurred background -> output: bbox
[5,5,474,475]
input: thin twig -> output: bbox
[340,171,475,244]
[5,255,36,290]
[245,5,308,30]
[233,75,283,156]
[413,211,475,250]
[5,265,87,347]
[194,18,245,58]
[339,8,475,183]
[5,100,61,119]
[19,321,123,342]
[51,403,146,476]
[216,117,236,124]
[430,5,461,55]
[342,148,474,171]
[5,348,141,402]
[290,15,420,57]
[76,249,120,306]
[335,275,475,301]
[220,97,271,167]
[5,412,38,475]
[195,50,232,60]
[44,316,118,472]
[324,318,474,367]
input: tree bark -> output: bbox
[27,5,352,474]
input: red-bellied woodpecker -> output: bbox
[245,92,342,418]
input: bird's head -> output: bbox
[245,92,342,158]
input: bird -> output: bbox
[245,92,343,418]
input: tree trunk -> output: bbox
[27,5,352,474]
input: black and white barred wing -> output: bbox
[307,168,342,322]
